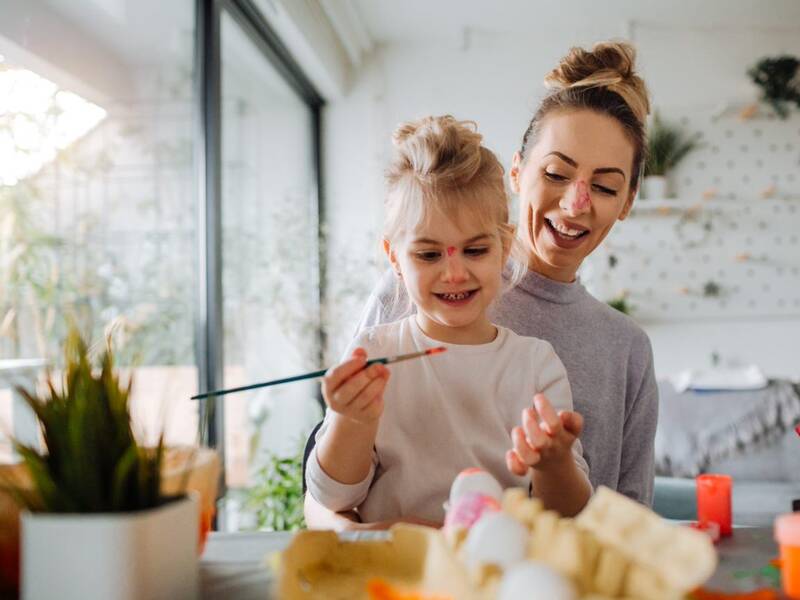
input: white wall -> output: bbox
[323,21,800,379]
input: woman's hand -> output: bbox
[322,347,390,425]
[505,393,583,476]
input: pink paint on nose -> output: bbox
[446,246,456,256]
[571,180,591,211]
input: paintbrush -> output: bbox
[191,346,447,400]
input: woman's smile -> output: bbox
[543,217,591,249]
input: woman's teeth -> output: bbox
[548,219,587,239]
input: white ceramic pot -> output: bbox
[22,495,199,600]
[644,175,669,199]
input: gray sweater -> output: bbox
[357,268,658,506]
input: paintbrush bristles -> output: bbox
[383,347,447,365]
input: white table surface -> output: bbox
[200,526,781,599]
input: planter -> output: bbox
[0,463,31,595]
[644,175,669,199]
[22,495,199,600]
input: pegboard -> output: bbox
[581,109,800,324]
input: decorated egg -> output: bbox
[443,491,501,532]
[498,563,577,600]
[463,512,527,568]
[449,468,503,507]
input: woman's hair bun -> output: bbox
[544,41,650,124]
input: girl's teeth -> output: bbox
[442,292,469,300]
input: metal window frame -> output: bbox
[194,0,326,511]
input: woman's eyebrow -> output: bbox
[546,151,627,181]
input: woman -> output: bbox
[305,40,658,529]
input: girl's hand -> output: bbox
[322,347,390,425]
[505,393,584,476]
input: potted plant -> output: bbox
[747,55,800,119]
[3,329,201,600]
[644,111,701,199]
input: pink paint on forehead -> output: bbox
[446,246,457,256]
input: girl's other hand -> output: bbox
[505,393,584,476]
[322,347,390,425]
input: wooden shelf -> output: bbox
[630,197,800,216]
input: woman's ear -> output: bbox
[509,151,523,194]
[383,238,402,277]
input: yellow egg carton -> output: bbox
[497,486,717,599]
[275,525,485,600]
[275,486,717,600]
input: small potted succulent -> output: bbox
[644,111,701,199]
[3,329,201,600]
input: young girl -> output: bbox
[305,116,591,526]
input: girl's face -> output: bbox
[510,109,637,283]
[386,211,507,345]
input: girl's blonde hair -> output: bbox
[383,115,526,314]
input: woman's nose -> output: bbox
[560,180,592,215]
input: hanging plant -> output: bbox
[747,55,800,119]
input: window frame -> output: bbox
[193,0,325,506]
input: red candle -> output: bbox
[696,474,733,537]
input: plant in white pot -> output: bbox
[6,329,199,600]
[644,111,701,199]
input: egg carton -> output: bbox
[492,486,717,599]
[274,525,483,600]
[275,486,716,600]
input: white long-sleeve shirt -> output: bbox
[305,315,590,523]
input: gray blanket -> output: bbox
[655,380,800,477]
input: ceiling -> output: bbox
[353,0,800,42]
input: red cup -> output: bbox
[696,474,733,537]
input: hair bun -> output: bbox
[388,115,488,185]
[544,41,650,124]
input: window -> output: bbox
[0,1,198,451]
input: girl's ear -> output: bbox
[509,151,523,194]
[383,238,402,276]
[499,225,514,263]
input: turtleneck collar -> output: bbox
[515,268,586,305]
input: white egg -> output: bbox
[498,563,577,600]
[463,512,527,568]
[449,468,503,506]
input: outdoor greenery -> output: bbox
[241,443,306,531]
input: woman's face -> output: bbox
[510,109,637,283]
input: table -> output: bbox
[200,526,781,599]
